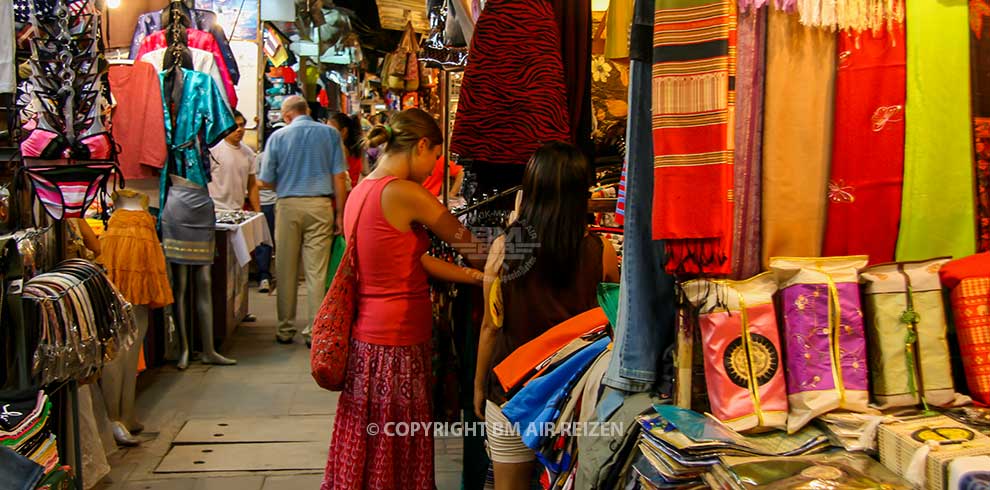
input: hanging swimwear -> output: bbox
[22,163,121,220]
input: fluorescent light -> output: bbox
[106,0,121,8]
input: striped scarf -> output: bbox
[651,0,736,275]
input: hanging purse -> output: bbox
[386,22,421,92]
[310,190,373,391]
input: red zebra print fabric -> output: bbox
[450,0,571,166]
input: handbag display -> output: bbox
[310,192,372,391]
[770,256,873,433]
[940,253,990,405]
[386,22,420,92]
[861,258,956,409]
[682,273,788,433]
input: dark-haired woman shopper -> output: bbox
[474,142,620,490]
[322,108,485,490]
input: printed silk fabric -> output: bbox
[683,273,788,433]
[449,0,570,165]
[651,0,736,275]
[823,27,905,264]
[771,257,871,433]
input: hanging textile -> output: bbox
[549,0,593,152]
[791,0,903,32]
[731,5,767,279]
[897,0,975,261]
[136,29,238,108]
[108,62,167,180]
[450,0,570,166]
[129,9,240,84]
[972,1,990,252]
[761,10,835,266]
[822,27,905,264]
[651,0,736,275]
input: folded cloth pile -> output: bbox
[707,452,911,489]
[632,405,831,489]
[0,390,70,487]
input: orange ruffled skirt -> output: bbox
[98,209,174,308]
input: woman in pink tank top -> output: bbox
[323,109,485,490]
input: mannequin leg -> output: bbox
[97,336,140,446]
[194,264,236,365]
[121,305,149,433]
[170,263,191,370]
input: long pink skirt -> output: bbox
[322,339,435,490]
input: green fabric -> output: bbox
[597,283,620,328]
[324,235,347,289]
[897,0,975,261]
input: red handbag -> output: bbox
[310,191,372,391]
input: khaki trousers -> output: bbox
[274,197,333,341]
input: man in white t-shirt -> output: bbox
[208,111,260,211]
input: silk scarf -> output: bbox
[731,6,766,279]
[761,10,835,266]
[896,0,975,261]
[822,28,905,264]
[971,1,990,252]
[651,0,736,275]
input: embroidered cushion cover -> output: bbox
[770,256,872,433]
[861,258,955,409]
[683,272,787,433]
[941,253,990,405]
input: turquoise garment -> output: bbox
[597,283,619,328]
[157,68,236,211]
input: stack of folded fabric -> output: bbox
[632,406,831,489]
[500,335,612,488]
[0,390,67,486]
[707,452,912,489]
[493,307,616,489]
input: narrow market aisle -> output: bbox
[94,287,463,490]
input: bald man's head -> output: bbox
[281,95,309,123]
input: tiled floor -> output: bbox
[92,287,463,489]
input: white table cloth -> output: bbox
[215,212,272,267]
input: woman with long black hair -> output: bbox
[474,141,620,489]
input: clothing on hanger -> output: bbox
[136,29,237,107]
[109,62,167,179]
[129,9,239,84]
[140,47,233,109]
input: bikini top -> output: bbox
[20,0,115,162]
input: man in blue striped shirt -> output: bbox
[260,96,348,346]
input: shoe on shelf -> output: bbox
[276,336,294,345]
[259,279,271,293]
[242,313,257,323]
